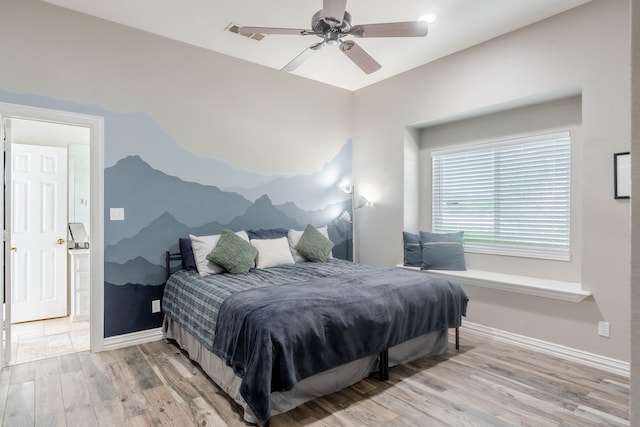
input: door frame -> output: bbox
[0,102,105,360]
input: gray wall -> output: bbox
[353,0,631,362]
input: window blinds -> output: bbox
[432,132,571,260]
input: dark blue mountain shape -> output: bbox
[104,155,252,246]
[225,140,352,211]
[104,211,226,266]
[105,257,166,287]
[104,282,165,337]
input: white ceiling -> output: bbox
[41,0,592,91]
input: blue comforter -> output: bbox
[209,265,468,424]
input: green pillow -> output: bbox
[207,230,257,274]
[295,224,334,262]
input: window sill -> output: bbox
[397,265,591,303]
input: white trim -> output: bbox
[0,102,105,354]
[398,265,591,303]
[103,327,164,351]
[462,321,630,378]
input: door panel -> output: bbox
[11,144,68,323]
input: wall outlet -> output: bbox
[151,299,161,313]
[598,321,610,338]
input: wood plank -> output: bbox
[0,367,11,422]
[78,350,118,402]
[60,369,99,426]
[105,361,151,419]
[34,358,64,422]
[35,412,67,427]
[9,360,35,384]
[3,380,35,427]
[142,384,194,425]
[58,352,82,374]
[186,396,233,427]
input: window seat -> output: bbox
[397,265,591,303]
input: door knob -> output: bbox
[57,238,65,245]
[10,247,16,252]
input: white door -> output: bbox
[11,143,68,323]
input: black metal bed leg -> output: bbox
[455,327,460,350]
[379,349,389,381]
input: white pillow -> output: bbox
[190,231,250,276]
[251,237,295,269]
[287,225,333,263]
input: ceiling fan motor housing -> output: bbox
[312,10,352,34]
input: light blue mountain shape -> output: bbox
[0,86,276,189]
[225,140,352,210]
[275,200,351,229]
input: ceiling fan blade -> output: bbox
[349,21,428,38]
[281,42,324,72]
[323,0,347,26]
[239,26,311,36]
[339,40,381,74]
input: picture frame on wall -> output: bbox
[614,152,630,199]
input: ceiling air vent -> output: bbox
[225,22,266,41]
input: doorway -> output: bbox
[0,102,105,368]
[10,121,88,363]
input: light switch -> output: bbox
[110,208,125,221]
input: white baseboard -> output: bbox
[102,327,164,351]
[462,321,630,378]
[98,323,630,378]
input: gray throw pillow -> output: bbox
[295,224,334,262]
[402,231,422,267]
[207,229,258,274]
[419,231,466,271]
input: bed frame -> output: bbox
[163,251,460,424]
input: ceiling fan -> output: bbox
[239,0,429,74]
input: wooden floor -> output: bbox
[0,332,629,426]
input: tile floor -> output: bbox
[9,316,89,365]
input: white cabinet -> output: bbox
[68,249,90,322]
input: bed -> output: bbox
[161,232,468,425]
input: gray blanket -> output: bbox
[211,267,468,424]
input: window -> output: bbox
[432,131,571,261]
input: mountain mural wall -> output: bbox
[104,150,353,337]
[0,86,353,339]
